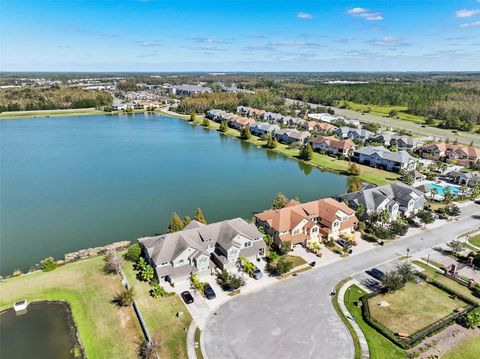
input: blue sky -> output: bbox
[1,0,480,71]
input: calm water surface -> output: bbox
[0,302,81,359]
[0,114,347,274]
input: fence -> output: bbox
[361,275,478,349]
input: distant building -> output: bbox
[165,85,212,96]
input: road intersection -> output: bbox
[203,203,480,359]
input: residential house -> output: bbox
[206,109,227,121]
[301,121,337,132]
[446,171,480,188]
[255,198,358,246]
[420,143,480,166]
[230,116,256,130]
[250,122,281,136]
[139,218,265,284]
[336,127,374,141]
[371,132,423,150]
[237,106,253,116]
[337,182,426,220]
[310,136,356,157]
[352,146,417,172]
[308,113,360,127]
[275,129,311,145]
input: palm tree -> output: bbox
[430,187,438,200]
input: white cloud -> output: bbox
[369,36,409,47]
[459,20,480,28]
[455,9,480,18]
[346,7,383,21]
[297,12,313,19]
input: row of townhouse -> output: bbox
[419,142,480,167]
[206,109,312,144]
[337,182,426,221]
[336,128,424,151]
[138,182,426,284]
[352,145,417,172]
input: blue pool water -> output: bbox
[426,183,460,196]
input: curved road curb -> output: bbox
[187,321,198,359]
[337,280,370,359]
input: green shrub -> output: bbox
[40,257,58,272]
[125,243,141,262]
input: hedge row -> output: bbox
[361,276,478,349]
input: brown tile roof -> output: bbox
[311,136,355,151]
[233,117,256,126]
[255,198,356,233]
[279,233,308,244]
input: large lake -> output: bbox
[0,113,347,274]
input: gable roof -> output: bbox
[255,198,356,233]
[139,218,262,265]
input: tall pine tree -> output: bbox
[194,208,207,224]
[168,213,184,233]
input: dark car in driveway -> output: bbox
[252,267,263,280]
[369,268,385,281]
[181,291,194,304]
[204,283,216,300]
[336,239,352,249]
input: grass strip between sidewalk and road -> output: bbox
[331,278,362,359]
[194,327,205,359]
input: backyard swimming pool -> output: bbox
[426,183,460,197]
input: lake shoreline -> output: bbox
[162,110,398,186]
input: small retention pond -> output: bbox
[0,301,83,359]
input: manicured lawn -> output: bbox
[368,281,467,335]
[123,261,192,359]
[286,255,307,268]
[442,334,480,359]
[413,261,480,304]
[345,284,406,359]
[469,234,480,247]
[0,256,142,358]
[185,116,398,186]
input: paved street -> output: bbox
[285,99,477,146]
[203,203,480,359]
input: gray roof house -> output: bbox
[335,127,374,141]
[446,171,479,187]
[275,129,311,144]
[337,182,426,220]
[371,132,423,150]
[139,218,265,284]
[250,122,281,136]
[352,146,417,172]
[205,109,227,121]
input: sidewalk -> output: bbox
[337,279,370,359]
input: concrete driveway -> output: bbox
[203,203,480,359]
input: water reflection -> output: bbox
[298,161,314,175]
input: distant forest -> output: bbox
[277,82,480,131]
[0,87,113,112]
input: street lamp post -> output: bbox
[406,248,410,258]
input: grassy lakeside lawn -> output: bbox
[443,334,480,359]
[345,284,406,359]
[179,116,398,186]
[0,108,153,119]
[368,281,467,334]
[469,234,480,247]
[123,261,192,359]
[344,101,426,124]
[0,256,142,358]
[413,261,480,304]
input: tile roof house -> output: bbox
[420,143,480,166]
[352,146,417,172]
[230,116,256,130]
[337,182,426,220]
[250,122,281,136]
[139,218,265,284]
[275,129,311,144]
[255,198,358,246]
[310,136,356,157]
[301,121,337,132]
